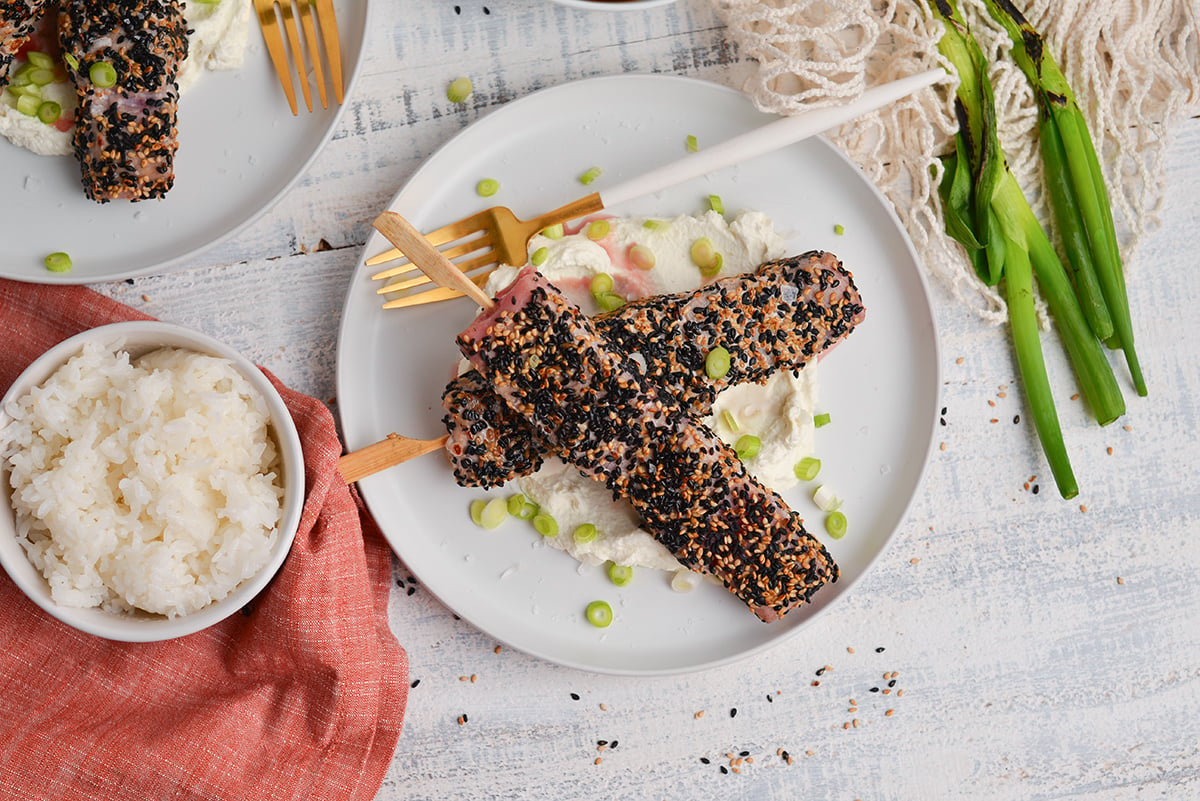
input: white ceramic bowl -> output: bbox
[0,321,305,642]
[549,0,677,11]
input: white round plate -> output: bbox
[0,0,368,285]
[336,74,940,675]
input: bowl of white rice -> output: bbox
[0,321,305,642]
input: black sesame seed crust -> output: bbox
[458,268,840,622]
[442,251,865,488]
[57,0,189,202]
[0,0,51,86]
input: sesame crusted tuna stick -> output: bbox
[0,0,51,87]
[457,267,838,622]
[443,251,864,488]
[58,0,189,202]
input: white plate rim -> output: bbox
[336,73,941,676]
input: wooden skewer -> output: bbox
[344,213,498,484]
[338,432,449,484]
[372,211,497,310]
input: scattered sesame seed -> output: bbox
[141,294,150,302]
[1106,446,1114,455]
[875,646,885,653]
[594,757,603,765]
[885,709,895,717]
[997,391,1007,398]
[910,557,920,565]
[1117,576,1125,585]
[1071,393,1081,401]
[730,708,738,718]
[852,719,860,728]
[847,646,856,654]
[939,442,947,451]
[1123,424,1132,432]
[410,679,420,688]
[459,676,469,682]
[989,418,999,424]
[457,714,468,725]
[700,757,711,764]
[988,399,996,407]
[694,710,705,719]
[494,645,502,654]
[719,766,728,775]
[570,693,580,701]
[897,689,905,697]
[600,703,608,711]
[1080,504,1088,513]
[955,357,964,364]
[843,721,851,730]
[471,674,478,683]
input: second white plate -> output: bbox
[0,0,368,284]
[336,74,940,675]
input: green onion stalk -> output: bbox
[929,0,1126,498]
[982,0,1146,396]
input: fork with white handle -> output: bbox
[368,68,947,308]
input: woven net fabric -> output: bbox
[714,0,1200,323]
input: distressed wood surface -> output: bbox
[87,1,1200,798]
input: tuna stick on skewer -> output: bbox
[442,251,865,488]
[457,267,838,622]
[58,0,189,202]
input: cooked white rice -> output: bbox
[0,340,284,618]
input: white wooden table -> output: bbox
[93,1,1200,797]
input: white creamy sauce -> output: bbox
[0,0,251,156]
[481,210,822,580]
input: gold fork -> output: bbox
[367,68,946,308]
[255,0,345,115]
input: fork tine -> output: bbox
[312,0,345,103]
[254,0,298,115]
[365,209,497,267]
[379,270,497,309]
[369,235,491,281]
[369,250,492,293]
[277,0,313,112]
[296,0,328,109]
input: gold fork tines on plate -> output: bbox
[369,194,605,308]
[255,0,345,115]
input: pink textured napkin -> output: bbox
[0,278,408,801]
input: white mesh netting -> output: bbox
[714,0,1200,323]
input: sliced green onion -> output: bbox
[37,101,61,125]
[812,484,841,513]
[720,410,739,432]
[532,512,559,537]
[705,346,731,380]
[824,510,848,539]
[579,166,603,185]
[734,434,761,461]
[794,456,822,482]
[516,500,539,520]
[506,494,528,516]
[44,252,73,273]
[590,273,614,295]
[585,600,613,628]
[542,223,564,239]
[8,66,32,87]
[628,243,656,270]
[594,292,625,312]
[470,497,508,529]
[15,94,41,116]
[642,219,669,231]
[476,178,500,197]
[89,61,117,88]
[606,562,634,587]
[670,570,699,592]
[689,237,716,268]
[699,251,724,278]
[26,51,54,70]
[62,52,79,72]
[28,67,55,86]
[813,412,832,428]
[447,76,473,103]
[834,223,845,236]
[573,523,598,544]
[708,194,725,215]
[586,219,610,240]
[685,134,699,152]
[530,246,549,267]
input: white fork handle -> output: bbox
[599,69,946,210]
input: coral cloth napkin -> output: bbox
[0,279,408,801]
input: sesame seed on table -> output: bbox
[79,1,1200,799]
